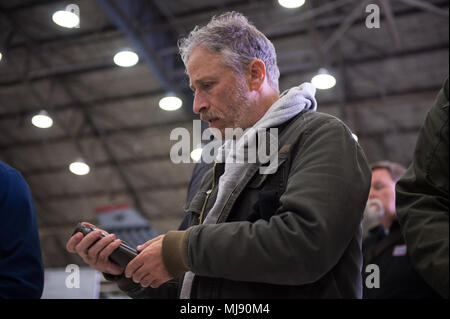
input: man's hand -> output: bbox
[124,235,173,288]
[66,222,124,275]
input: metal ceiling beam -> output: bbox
[34,182,190,202]
[172,0,262,19]
[0,88,165,120]
[7,24,119,52]
[2,0,350,54]
[0,19,90,165]
[271,0,448,40]
[0,2,446,87]
[145,0,353,34]
[95,0,193,118]
[0,39,446,90]
[0,119,192,151]
[320,0,372,53]
[0,85,443,153]
[95,0,172,90]
[22,153,172,177]
[0,38,446,139]
[1,0,61,13]
[0,6,148,217]
[0,59,118,86]
[395,0,449,18]
[3,0,447,53]
[304,0,326,65]
[380,0,402,52]
[279,42,449,76]
[153,0,187,36]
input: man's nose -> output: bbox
[368,188,376,199]
[193,92,209,114]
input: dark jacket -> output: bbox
[179,160,214,231]
[107,111,371,298]
[396,77,449,298]
[0,161,44,299]
[362,221,441,299]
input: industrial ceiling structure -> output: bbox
[0,0,448,269]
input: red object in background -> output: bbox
[95,203,131,214]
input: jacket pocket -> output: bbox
[247,172,270,189]
[247,190,281,222]
[184,189,210,226]
[247,156,288,189]
[186,189,208,214]
[246,158,288,222]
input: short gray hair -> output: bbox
[178,11,280,92]
[371,161,407,183]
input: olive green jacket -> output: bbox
[396,78,449,298]
[107,110,371,298]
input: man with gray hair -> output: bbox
[362,161,440,298]
[67,12,371,299]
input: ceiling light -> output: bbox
[31,110,53,128]
[159,95,182,111]
[311,68,336,90]
[52,10,80,28]
[69,159,90,176]
[278,0,305,9]
[190,147,203,162]
[113,50,139,67]
[0,52,2,62]
[352,133,359,142]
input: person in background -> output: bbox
[362,161,440,298]
[395,77,449,299]
[0,160,44,299]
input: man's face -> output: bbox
[187,47,254,138]
[369,168,397,218]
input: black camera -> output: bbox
[72,223,138,267]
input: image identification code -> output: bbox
[180,303,270,317]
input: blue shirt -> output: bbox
[0,161,44,298]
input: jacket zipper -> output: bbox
[200,164,254,224]
[199,161,217,224]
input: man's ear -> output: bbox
[247,59,266,91]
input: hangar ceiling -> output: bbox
[0,0,448,268]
